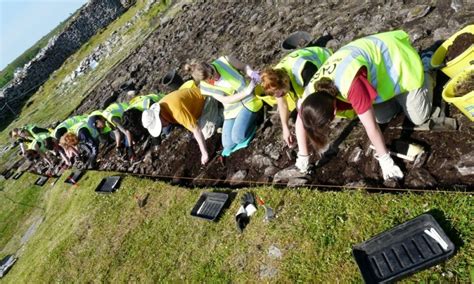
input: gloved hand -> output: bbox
[375,152,404,180]
[295,153,310,173]
[245,65,261,84]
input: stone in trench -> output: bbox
[229,170,248,186]
[273,167,307,184]
[264,166,279,177]
[455,151,474,176]
[405,168,438,188]
[348,146,363,163]
[403,5,431,23]
[264,143,281,160]
[287,177,309,188]
[247,154,274,169]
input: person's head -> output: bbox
[55,127,68,140]
[10,128,21,139]
[300,78,340,152]
[44,137,56,151]
[141,103,163,137]
[60,132,79,149]
[261,68,291,97]
[90,116,106,130]
[184,60,215,83]
[24,149,40,162]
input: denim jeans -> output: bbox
[222,107,258,151]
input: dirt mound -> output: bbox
[68,1,474,190]
[446,32,474,62]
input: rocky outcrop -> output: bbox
[0,0,135,120]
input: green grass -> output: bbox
[1,172,472,282]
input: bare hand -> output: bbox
[282,128,295,148]
[201,152,209,165]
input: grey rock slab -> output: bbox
[287,177,309,188]
[268,245,282,259]
[455,151,474,176]
[273,167,307,184]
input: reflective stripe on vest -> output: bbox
[200,57,262,119]
[24,124,50,140]
[52,115,87,138]
[305,30,424,105]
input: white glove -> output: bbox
[375,153,404,180]
[295,153,310,173]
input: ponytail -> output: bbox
[184,60,213,83]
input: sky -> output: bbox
[0,0,88,70]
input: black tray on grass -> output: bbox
[95,176,121,194]
[352,214,455,283]
[190,192,229,221]
[12,172,23,180]
[34,176,49,186]
[65,170,84,184]
[2,170,14,179]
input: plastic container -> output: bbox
[34,176,49,186]
[442,65,474,121]
[65,170,84,185]
[95,176,121,194]
[190,192,229,221]
[431,24,474,78]
[352,214,455,283]
[281,31,312,51]
[12,172,23,180]
[0,255,17,278]
[2,169,14,179]
[161,69,184,91]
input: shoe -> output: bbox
[231,127,257,153]
[420,51,434,71]
[222,147,233,157]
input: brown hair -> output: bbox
[60,132,79,149]
[10,128,20,138]
[24,149,39,161]
[300,78,340,152]
[261,68,290,97]
[183,60,214,82]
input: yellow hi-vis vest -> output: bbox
[127,94,164,111]
[199,57,263,119]
[69,120,99,139]
[88,110,113,134]
[305,30,424,108]
[52,115,87,138]
[102,102,129,126]
[27,132,50,153]
[269,47,332,111]
[23,124,51,140]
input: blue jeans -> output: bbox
[222,107,258,152]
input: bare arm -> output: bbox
[358,107,388,156]
[113,118,133,148]
[277,97,294,147]
[191,126,209,165]
[295,114,309,156]
[211,81,256,105]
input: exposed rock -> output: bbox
[405,168,438,188]
[455,151,474,176]
[247,154,274,169]
[268,245,282,259]
[348,147,363,163]
[273,167,307,184]
[403,5,431,23]
[287,178,309,188]
[229,170,248,186]
[264,166,279,177]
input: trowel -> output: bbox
[256,196,275,222]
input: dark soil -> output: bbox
[454,71,474,97]
[446,32,474,62]
[63,1,474,190]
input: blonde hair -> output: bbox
[60,132,79,149]
[261,68,290,96]
[184,60,214,82]
[10,128,20,138]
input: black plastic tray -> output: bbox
[2,169,14,179]
[12,172,23,180]
[95,176,121,194]
[34,176,49,186]
[352,214,455,283]
[64,170,84,184]
[190,192,229,221]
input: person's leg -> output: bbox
[221,118,236,152]
[231,107,258,145]
[396,72,434,125]
[373,99,401,124]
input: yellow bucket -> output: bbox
[442,65,474,121]
[431,24,474,78]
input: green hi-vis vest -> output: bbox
[52,115,87,138]
[27,132,50,153]
[305,30,424,109]
[199,56,263,119]
[23,124,51,140]
[273,46,332,111]
[69,120,99,139]
[102,102,129,126]
[88,110,113,134]
[127,94,164,111]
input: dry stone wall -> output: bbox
[0,0,135,121]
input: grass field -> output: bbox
[0,172,472,282]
